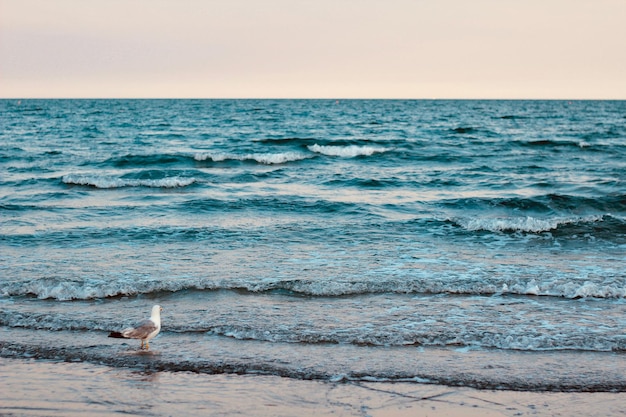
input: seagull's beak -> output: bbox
[160,307,163,312]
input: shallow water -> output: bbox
[1,99,625,391]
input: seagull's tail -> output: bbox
[108,331,126,338]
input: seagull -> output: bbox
[109,305,162,350]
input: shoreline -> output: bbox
[2,357,625,416]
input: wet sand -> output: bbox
[1,357,625,416]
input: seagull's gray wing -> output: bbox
[123,319,157,339]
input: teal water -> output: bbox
[1,99,625,390]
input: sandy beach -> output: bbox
[1,357,624,417]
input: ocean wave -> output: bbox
[62,174,196,189]
[440,194,626,217]
[203,324,625,352]
[449,126,498,137]
[0,311,112,332]
[102,153,192,168]
[499,114,530,120]
[3,275,625,301]
[253,137,317,145]
[3,308,625,354]
[194,151,310,165]
[450,214,626,238]
[180,196,363,215]
[520,139,598,150]
[307,144,390,157]
[256,137,406,148]
[453,216,566,233]
[451,127,478,134]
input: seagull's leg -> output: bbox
[145,341,150,350]
[140,340,145,350]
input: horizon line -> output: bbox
[2,97,625,101]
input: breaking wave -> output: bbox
[193,151,310,165]
[62,174,196,189]
[450,214,626,239]
[3,275,625,301]
[307,144,390,157]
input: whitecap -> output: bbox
[307,144,390,157]
[193,151,308,164]
[457,216,559,233]
[573,281,626,298]
[62,174,196,189]
[246,152,308,164]
[454,214,609,234]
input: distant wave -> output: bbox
[307,144,390,157]
[451,127,478,134]
[96,151,312,168]
[450,126,497,137]
[102,153,192,168]
[253,137,317,145]
[518,139,603,150]
[440,194,626,217]
[62,174,196,189]
[499,114,530,120]
[194,151,310,165]
[256,137,406,147]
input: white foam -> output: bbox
[248,152,308,164]
[573,281,626,298]
[193,151,308,164]
[307,144,390,157]
[453,215,606,234]
[194,152,227,162]
[4,273,625,301]
[62,174,196,189]
[457,216,559,233]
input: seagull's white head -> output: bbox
[151,305,162,319]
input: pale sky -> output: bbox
[1,0,625,99]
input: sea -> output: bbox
[1,99,625,392]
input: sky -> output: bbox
[1,0,625,99]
